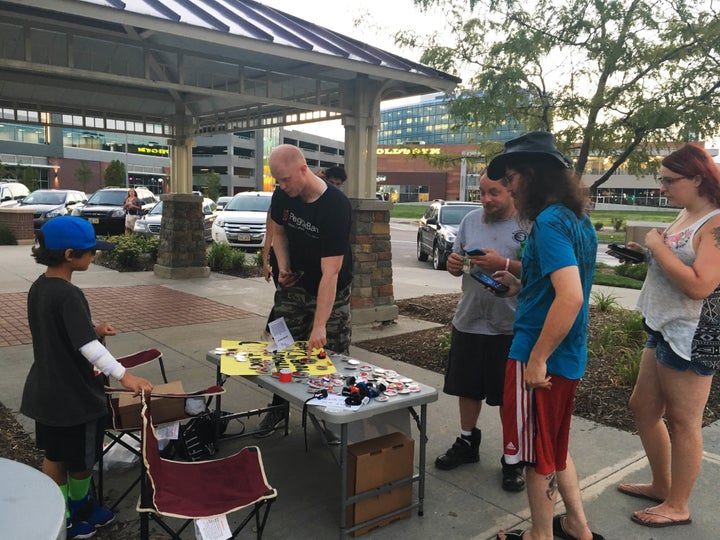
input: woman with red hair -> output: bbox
[618,144,720,528]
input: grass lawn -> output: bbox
[391,204,679,221]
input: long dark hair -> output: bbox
[509,158,587,221]
[662,144,720,206]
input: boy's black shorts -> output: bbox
[35,416,106,472]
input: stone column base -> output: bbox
[153,264,210,279]
[352,304,399,326]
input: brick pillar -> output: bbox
[153,193,210,279]
[0,208,35,245]
[349,198,398,325]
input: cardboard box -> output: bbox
[346,432,414,536]
[114,381,185,429]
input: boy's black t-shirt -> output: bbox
[21,275,107,426]
[271,185,352,296]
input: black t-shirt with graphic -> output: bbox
[271,185,352,296]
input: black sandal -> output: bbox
[496,530,526,539]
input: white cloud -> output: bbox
[262,0,445,140]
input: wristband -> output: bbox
[504,258,510,271]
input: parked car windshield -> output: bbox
[148,201,163,215]
[86,190,126,206]
[439,206,479,225]
[225,195,271,212]
[21,192,67,205]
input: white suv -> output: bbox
[211,191,272,249]
[0,181,31,208]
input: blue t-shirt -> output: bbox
[509,204,597,379]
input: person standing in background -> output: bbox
[122,188,141,236]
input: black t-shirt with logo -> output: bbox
[271,185,352,296]
[21,275,106,426]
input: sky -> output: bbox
[261,0,446,139]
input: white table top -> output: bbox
[0,457,66,540]
[206,351,438,425]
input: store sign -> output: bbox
[136,146,169,156]
[377,147,441,156]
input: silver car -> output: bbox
[134,198,217,241]
[19,189,87,228]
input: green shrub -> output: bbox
[588,308,645,388]
[594,221,604,231]
[612,218,625,232]
[97,235,159,270]
[590,291,619,311]
[438,331,451,354]
[614,347,642,387]
[614,262,647,281]
[207,242,246,272]
[254,250,264,268]
[0,225,17,245]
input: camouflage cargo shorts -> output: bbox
[272,284,351,354]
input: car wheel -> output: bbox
[433,243,446,270]
[416,236,429,261]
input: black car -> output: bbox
[72,187,157,236]
[417,200,483,270]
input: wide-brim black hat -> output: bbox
[487,131,573,180]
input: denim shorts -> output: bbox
[644,331,715,377]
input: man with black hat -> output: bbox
[485,132,604,540]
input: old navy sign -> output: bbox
[377,147,441,156]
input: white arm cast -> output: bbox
[79,340,127,380]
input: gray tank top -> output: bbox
[637,208,720,359]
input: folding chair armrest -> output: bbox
[105,386,225,399]
[116,349,168,384]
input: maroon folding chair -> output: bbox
[137,391,277,539]
[99,348,169,509]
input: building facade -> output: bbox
[377,94,523,202]
[0,111,343,196]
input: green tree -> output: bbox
[21,167,40,191]
[104,159,126,187]
[401,0,720,190]
[0,159,11,179]
[204,171,222,202]
[75,161,93,192]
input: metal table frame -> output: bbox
[205,350,437,538]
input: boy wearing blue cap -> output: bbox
[21,216,153,539]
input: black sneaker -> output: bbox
[434,428,481,470]
[501,456,526,492]
[255,405,286,438]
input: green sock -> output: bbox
[60,484,70,519]
[67,475,91,502]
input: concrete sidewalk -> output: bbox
[0,243,718,539]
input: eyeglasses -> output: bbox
[657,175,687,186]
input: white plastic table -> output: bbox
[0,457,66,539]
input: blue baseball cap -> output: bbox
[40,216,115,251]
